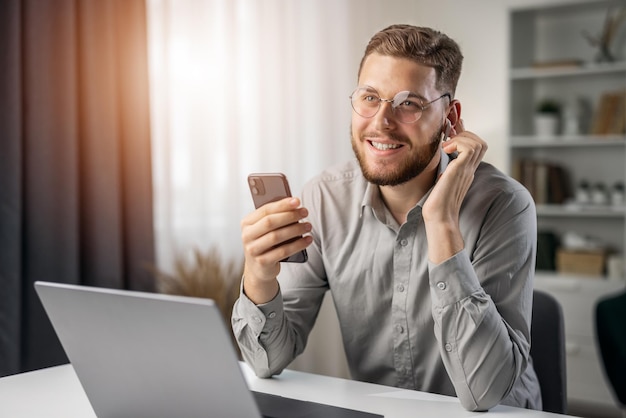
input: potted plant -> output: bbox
[534,99,561,137]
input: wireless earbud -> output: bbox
[443,120,452,139]
[441,120,458,158]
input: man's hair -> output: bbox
[357,24,463,97]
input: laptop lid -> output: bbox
[34,281,262,418]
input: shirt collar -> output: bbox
[360,149,453,217]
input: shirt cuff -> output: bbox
[428,249,482,307]
[237,280,285,334]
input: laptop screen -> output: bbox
[35,282,382,418]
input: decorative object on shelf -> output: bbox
[562,230,605,252]
[557,231,608,277]
[582,6,626,63]
[534,99,561,137]
[563,97,592,136]
[606,254,625,280]
[557,248,607,277]
[591,182,609,205]
[575,180,591,204]
[611,181,625,206]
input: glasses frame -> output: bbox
[350,86,451,124]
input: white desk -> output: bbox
[0,363,572,417]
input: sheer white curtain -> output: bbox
[146,0,376,378]
[146,0,369,270]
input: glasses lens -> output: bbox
[391,91,422,123]
[350,87,380,118]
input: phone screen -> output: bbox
[247,173,308,263]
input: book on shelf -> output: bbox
[591,89,626,136]
[511,159,571,205]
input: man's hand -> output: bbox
[240,197,312,304]
[422,119,488,263]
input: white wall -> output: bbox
[412,0,510,172]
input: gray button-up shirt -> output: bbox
[233,152,541,411]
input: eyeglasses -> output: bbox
[349,86,450,124]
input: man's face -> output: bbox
[351,53,448,186]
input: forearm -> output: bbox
[424,219,464,264]
[242,271,280,305]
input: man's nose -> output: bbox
[374,100,396,130]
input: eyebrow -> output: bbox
[361,86,428,102]
[399,92,427,101]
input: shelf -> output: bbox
[511,135,626,148]
[537,204,626,218]
[535,270,604,282]
[511,61,626,80]
[534,271,626,289]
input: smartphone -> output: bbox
[247,173,308,263]
[441,119,458,158]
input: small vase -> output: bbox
[534,114,559,138]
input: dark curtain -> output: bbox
[0,0,155,376]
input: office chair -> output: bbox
[530,289,567,414]
[595,289,626,416]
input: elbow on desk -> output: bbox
[456,382,508,412]
[239,352,274,379]
[253,367,275,379]
[458,392,499,412]
[239,349,286,379]
[248,363,286,380]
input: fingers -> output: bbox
[455,118,465,134]
[426,119,488,226]
[442,119,487,164]
[244,219,312,260]
[243,197,302,226]
[241,196,312,278]
[243,197,305,231]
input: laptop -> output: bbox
[34,281,382,418]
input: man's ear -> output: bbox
[445,99,462,136]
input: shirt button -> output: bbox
[400,239,408,246]
[445,343,452,352]
[268,312,276,319]
[396,325,404,334]
[397,284,405,292]
[436,282,447,290]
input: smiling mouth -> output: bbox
[370,141,402,151]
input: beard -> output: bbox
[351,126,442,186]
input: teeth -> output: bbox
[371,141,401,151]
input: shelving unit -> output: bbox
[509,0,626,269]
[509,1,626,415]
